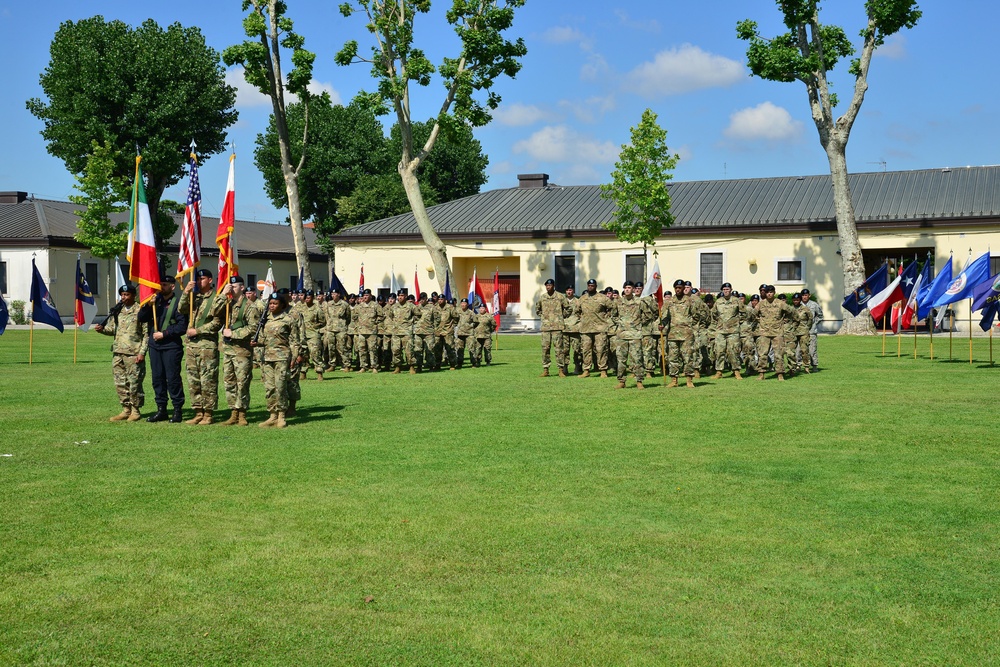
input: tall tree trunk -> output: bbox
[279,162,313,289]
[826,145,875,335]
[399,164,450,290]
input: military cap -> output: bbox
[229,275,244,285]
[690,288,699,295]
[268,292,287,305]
[750,294,760,302]
[460,298,468,303]
[801,288,811,295]
[587,278,597,286]
[544,278,555,286]
[196,268,213,279]
[277,288,291,296]
[623,280,635,288]
[118,283,136,294]
[419,292,428,300]
[759,283,767,290]
[161,275,176,284]
[684,280,693,287]
[604,287,614,294]
[792,292,803,299]
[363,288,372,296]
[304,289,314,296]
[387,292,397,299]
[397,289,407,296]
[673,279,685,288]
[407,294,416,302]
[635,281,643,289]
[765,285,776,292]
[721,282,732,289]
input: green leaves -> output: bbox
[68,140,129,260]
[600,109,679,248]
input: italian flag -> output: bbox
[128,156,160,305]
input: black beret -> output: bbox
[544,278,555,286]
[419,292,428,300]
[635,281,643,289]
[277,288,290,295]
[304,289,314,296]
[587,279,597,286]
[118,283,136,294]
[750,294,760,301]
[765,285,776,292]
[229,275,244,285]
[673,279,685,288]
[161,275,176,284]
[460,298,468,303]
[721,282,732,289]
[801,288,811,295]
[684,280,692,287]
[196,268,213,279]
[623,280,635,288]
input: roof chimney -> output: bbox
[517,173,549,189]
[0,191,29,204]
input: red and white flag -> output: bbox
[127,156,160,305]
[359,264,365,293]
[492,269,501,330]
[641,258,664,308]
[413,265,421,299]
[216,154,238,291]
[176,153,202,281]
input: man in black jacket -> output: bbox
[139,275,189,422]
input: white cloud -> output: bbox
[724,102,803,141]
[623,44,745,97]
[675,145,693,163]
[512,125,618,165]
[874,34,907,59]
[558,95,616,124]
[580,52,610,82]
[225,66,342,109]
[493,103,552,127]
[542,26,587,45]
[614,9,660,33]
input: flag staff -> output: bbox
[881,312,887,356]
[991,326,994,366]
[913,292,919,360]
[896,305,902,358]
[494,265,500,352]
[74,251,79,363]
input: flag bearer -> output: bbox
[95,283,148,422]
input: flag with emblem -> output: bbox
[843,262,889,317]
[330,268,347,297]
[641,258,664,307]
[359,264,364,294]
[492,269,501,330]
[900,259,932,330]
[216,154,238,291]
[971,273,1000,331]
[30,258,64,332]
[127,156,160,305]
[74,256,98,332]
[931,250,991,310]
[262,264,276,300]
[176,152,202,280]
[0,293,8,335]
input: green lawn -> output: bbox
[1,330,998,665]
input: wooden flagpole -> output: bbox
[882,312,887,355]
[896,305,902,358]
[949,310,954,360]
[29,318,34,365]
[969,297,974,365]
[74,320,78,364]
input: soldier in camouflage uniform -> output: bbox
[471,304,495,366]
[686,283,710,378]
[297,290,326,379]
[353,289,382,372]
[346,294,359,369]
[256,292,304,429]
[755,285,796,380]
[435,293,458,370]
[323,290,352,372]
[535,278,571,377]
[245,288,265,368]
[801,288,823,370]
[388,289,418,373]
[219,276,261,426]
[786,292,813,374]
[634,281,659,377]
[611,281,649,389]
[711,282,745,379]
[178,269,224,424]
[413,293,439,371]
[560,286,583,374]
[454,298,475,369]
[95,283,148,421]
[380,293,396,370]
[659,279,696,388]
[577,278,612,378]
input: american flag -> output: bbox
[176,153,202,280]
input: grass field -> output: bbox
[1,330,998,665]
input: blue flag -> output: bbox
[917,257,952,320]
[931,250,991,309]
[329,269,348,297]
[0,293,8,335]
[971,273,1000,331]
[30,258,64,332]
[444,270,452,301]
[842,263,888,317]
[297,267,304,291]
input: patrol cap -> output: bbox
[623,280,635,288]
[587,279,597,286]
[161,275,176,284]
[196,268,213,279]
[721,282,732,289]
[544,278,555,286]
[118,283,136,294]
[672,279,685,288]
[229,275,244,285]
[801,288,811,295]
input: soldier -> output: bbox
[711,282,745,380]
[578,278,613,378]
[435,293,458,370]
[219,276,260,426]
[471,303,495,366]
[353,289,381,372]
[800,288,823,370]
[323,289,352,372]
[388,289,418,373]
[755,285,795,380]
[659,279,696,388]
[299,289,327,380]
[95,283,148,421]
[561,286,583,374]
[139,276,187,423]
[178,268,224,424]
[535,278,571,377]
[255,292,304,428]
[742,294,761,375]
[380,293,396,370]
[788,291,814,374]
[611,281,649,389]
[635,281,658,377]
[454,298,475,369]
[346,293,359,369]
[413,293,439,371]
[246,287,265,368]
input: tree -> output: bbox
[737,0,921,334]
[255,96,393,251]
[600,109,679,275]
[336,0,527,289]
[388,119,488,204]
[336,173,439,230]
[28,16,238,249]
[68,140,130,260]
[224,0,318,289]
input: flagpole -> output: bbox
[896,305,901,358]
[74,319,78,364]
[913,294,918,360]
[881,312,887,356]
[29,318,34,365]
[991,326,994,366]
[949,309,953,360]
[969,297,973,365]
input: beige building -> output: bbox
[331,168,1000,332]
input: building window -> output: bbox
[246,273,258,289]
[377,287,391,300]
[85,262,100,296]
[0,261,7,294]
[991,256,1000,277]
[699,252,724,292]
[289,276,298,290]
[554,255,576,292]
[315,279,324,292]
[625,254,646,286]
[775,258,804,283]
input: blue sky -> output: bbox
[2,0,995,224]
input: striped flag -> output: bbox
[128,156,160,305]
[176,153,202,280]
[216,153,238,291]
[413,266,420,299]
[359,264,365,293]
[492,269,501,329]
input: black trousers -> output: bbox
[149,345,185,409]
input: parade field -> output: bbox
[1,331,997,665]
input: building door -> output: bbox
[554,255,575,292]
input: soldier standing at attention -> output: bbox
[611,281,649,389]
[471,303,496,366]
[755,285,795,381]
[388,289,418,373]
[323,290,352,372]
[435,293,458,370]
[535,278,571,377]
[246,287,265,369]
[789,291,814,374]
[178,268,224,424]
[95,283,148,421]
[276,288,306,414]
[299,289,327,380]
[635,281,660,377]
[353,289,381,373]
[219,276,260,426]
[577,278,613,378]
[454,298,475,369]
[561,286,583,375]
[139,276,187,423]
[800,288,822,370]
[255,292,304,429]
[659,279,696,388]
[413,293,439,371]
[711,282,745,380]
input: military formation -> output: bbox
[534,279,822,388]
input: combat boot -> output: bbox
[686,376,695,388]
[777,373,785,381]
[558,367,567,378]
[575,362,583,375]
[185,410,204,425]
[392,367,401,374]
[600,370,608,379]
[222,410,240,426]
[300,371,307,380]
[615,380,626,389]
[259,412,277,428]
[110,408,131,422]
[287,401,297,417]
[147,408,168,423]
[734,370,743,380]
[316,372,324,381]
[713,371,723,379]
[758,372,765,381]
[636,381,645,390]
[169,406,184,423]
[579,370,590,378]
[237,410,249,426]
[275,412,287,429]
[803,366,811,374]
[540,369,550,377]
[128,408,142,422]
[342,366,351,373]
[693,370,701,379]
[410,367,417,374]
[199,411,214,425]
[667,376,678,388]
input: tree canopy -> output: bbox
[28,16,238,247]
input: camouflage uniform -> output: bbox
[712,295,745,373]
[611,294,648,384]
[353,300,382,371]
[471,311,496,365]
[222,295,260,412]
[578,291,612,373]
[346,302,359,369]
[413,303,440,370]
[178,289,224,413]
[250,298,266,367]
[454,306,476,369]
[661,294,695,378]
[561,295,582,373]
[388,300,418,371]
[323,298,352,371]
[755,297,796,376]
[639,293,660,375]
[741,304,759,373]
[535,290,570,372]
[100,302,148,412]
[299,301,327,375]
[260,309,304,412]
[690,296,711,373]
[435,301,458,369]
[788,302,814,372]
[285,306,306,403]
[804,298,823,368]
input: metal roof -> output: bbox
[334,166,1000,240]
